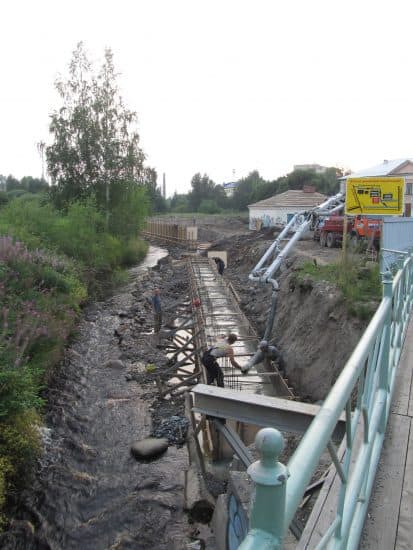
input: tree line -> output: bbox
[169,166,344,214]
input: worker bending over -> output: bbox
[202,333,244,387]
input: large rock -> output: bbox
[130,437,169,460]
[104,359,125,369]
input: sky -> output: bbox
[1,0,413,196]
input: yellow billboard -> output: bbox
[345,177,405,216]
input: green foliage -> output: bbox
[6,189,27,200]
[0,192,8,207]
[230,170,264,211]
[0,364,43,419]
[109,184,149,238]
[0,174,48,196]
[46,42,147,226]
[143,167,167,213]
[170,193,190,213]
[0,410,41,525]
[198,198,221,214]
[120,238,149,266]
[0,234,86,525]
[188,173,227,212]
[0,195,130,271]
[296,255,381,319]
[228,168,341,211]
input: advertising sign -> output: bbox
[345,177,404,216]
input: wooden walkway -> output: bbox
[361,318,413,549]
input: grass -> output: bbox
[296,254,382,320]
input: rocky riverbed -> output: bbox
[0,246,214,550]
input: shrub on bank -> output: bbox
[0,195,148,274]
[296,255,382,319]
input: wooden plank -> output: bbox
[392,318,413,416]
[395,416,413,549]
[297,438,346,549]
[360,413,410,549]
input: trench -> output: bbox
[7,246,193,550]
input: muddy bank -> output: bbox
[1,246,210,550]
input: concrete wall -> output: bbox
[248,206,296,229]
[186,226,198,241]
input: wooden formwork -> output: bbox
[187,256,295,393]
[156,256,295,399]
[142,219,198,249]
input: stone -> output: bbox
[130,437,169,460]
[173,385,190,395]
[104,359,125,369]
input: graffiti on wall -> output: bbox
[249,215,284,230]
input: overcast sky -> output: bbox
[1,0,412,195]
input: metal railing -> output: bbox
[240,250,413,549]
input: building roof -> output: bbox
[341,159,413,179]
[248,189,327,209]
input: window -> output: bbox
[405,182,413,195]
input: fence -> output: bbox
[381,217,413,271]
[239,251,413,549]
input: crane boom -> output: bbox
[244,192,345,371]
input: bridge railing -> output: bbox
[240,251,413,549]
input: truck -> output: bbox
[314,215,381,250]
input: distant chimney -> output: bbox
[303,185,316,193]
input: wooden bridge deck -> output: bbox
[360,317,413,549]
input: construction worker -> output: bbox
[213,257,225,275]
[242,339,284,374]
[201,333,243,387]
[151,288,162,343]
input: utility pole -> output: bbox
[163,173,166,198]
[37,141,46,180]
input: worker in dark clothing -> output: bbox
[213,257,225,275]
[201,333,242,387]
[151,288,162,343]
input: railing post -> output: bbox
[239,428,289,549]
[379,271,393,432]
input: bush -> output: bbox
[120,238,149,266]
[0,195,140,273]
[198,199,221,214]
[297,254,381,319]
[0,410,41,526]
[0,192,8,207]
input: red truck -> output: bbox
[314,215,381,249]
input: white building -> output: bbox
[341,159,413,217]
[222,181,239,197]
[248,188,327,230]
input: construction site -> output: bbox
[137,199,378,548]
[7,204,412,550]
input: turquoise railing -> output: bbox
[239,251,413,549]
